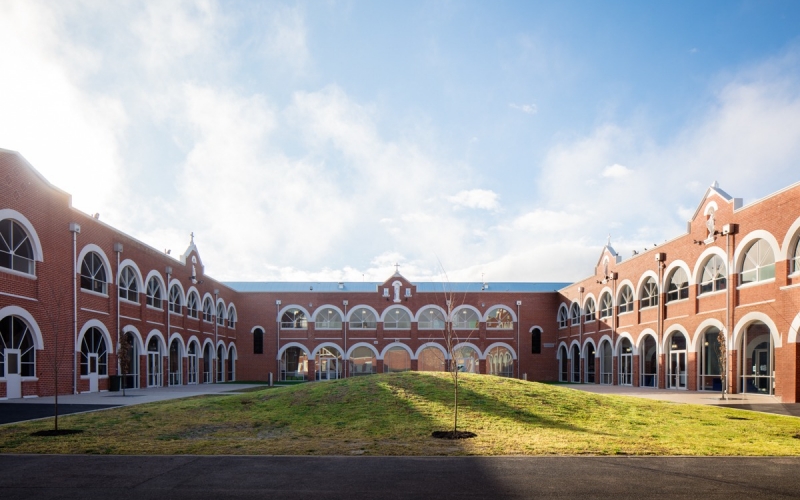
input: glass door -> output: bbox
[5,349,21,399]
[669,351,686,389]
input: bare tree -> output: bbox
[717,328,727,401]
[40,286,70,432]
[117,334,132,397]
[430,265,479,439]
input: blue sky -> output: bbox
[2,1,800,282]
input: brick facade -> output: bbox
[2,149,799,402]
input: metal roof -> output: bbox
[223,281,569,293]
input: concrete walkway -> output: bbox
[565,384,800,417]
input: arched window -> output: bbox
[187,341,198,384]
[187,292,199,319]
[740,321,773,395]
[169,339,182,386]
[640,278,658,309]
[453,308,480,330]
[227,307,237,328]
[203,297,214,322]
[147,337,162,387]
[599,293,613,319]
[253,328,264,354]
[349,308,376,329]
[666,332,687,389]
[168,285,183,314]
[791,235,800,275]
[569,303,580,326]
[557,305,568,328]
[0,315,36,378]
[640,335,657,387]
[418,346,445,372]
[486,346,513,377]
[699,255,727,294]
[418,308,445,330]
[315,308,343,329]
[618,285,633,314]
[0,219,35,275]
[584,343,596,383]
[119,267,139,302]
[228,346,236,381]
[216,344,225,382]
[202,343,212,383]
[81,252,107,294]
[600,341,612,384]
[666,268,689,302]
[315,346,341,380]
[281,308,308,329]
[453,346,479,373]
[146,277,162,309]
[487,307,514,329]
[584,298,596,322]
[741,239,775,284]
[216,303,225,326]
[571,344,580,382]
[348,346,376,376]
[384,309,411,329]
[559,346,568,382]
[531,328,541,354]
[80,327,108,376]
[699,327,723,391]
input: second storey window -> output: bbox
[667,268,689,302]
[0,219,35,275]
[168,285,183,314]
[640,278,658,309]
[119,266,139,302]
[617,286,633,314]
[599,293,613,319]
[80,252,107,294]
[187,292,199,319]
[146,277,162,308]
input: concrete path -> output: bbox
[0,383,272,425]
[565,384,800,416]
[1,455,799,499]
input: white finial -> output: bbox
[394,263,400,274]
[190,231,195,243]
[712,180,719,189]
[607,234,611,247]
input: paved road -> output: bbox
[1,455,799,499]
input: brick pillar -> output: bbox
[307,359,316,381]
[479,359,487,374]
[377,359,385,373]
[411,359,419,372]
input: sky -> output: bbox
[2,1,800,283]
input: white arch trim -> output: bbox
[346,304,381,322]
[597,334,613,352]
[780,215,800,261]
[145,329,166,351]
[556,341,569,359]
[77,320,113,353]
[614,332,635,356]
[452,341,483,359]
[582,337,597,355]
[311,342,345,358]
[168,332,187,357]
[201,338,216,358]
[121,325,144,354]
[250,325,267,334]
[276,342,311,360]
[0,305,45,349]
[703,200,719,216]
[144,270,166,296]
[168,278,186,302]
[662,324,692,353]
[691,246,728,287]
[635,328,658,352]
[733,229,781,273]
[414,304,447,323]
[380,304,415,322]
[415,342,449,360]
[76,244,113,284]
[380,342,415,360]
[732,311,782,350]
[484,342,517,360]
[617,279,635,296]
[310,305,344,322]
[568,339,582,357]
[789,311,800,344]
[215,339,228,354]
[663,260,693,288]
[582,292,597,309]
[227,343,237,360]
[117,259,144,287]
[345,342,380,360]
[692,318,726,354]
[483,304,518,322]
[451,304,482,320]
[278,304,311,321]
[186,335,201,353]
[0,209,44,262]
[636,271,660,297]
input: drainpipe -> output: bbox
[722,223,738,397]
[276,300,281,381]
[656,253,665,389]
[69,223,81,394]
[343,300,349,377]
[114,243,123,378]
[214,288,219,383]
[516,300,521,379]
[165,266,172,387]
[578,287,584,382]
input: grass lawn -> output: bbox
[1,372,799,456]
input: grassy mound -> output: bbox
[1,372,799,455]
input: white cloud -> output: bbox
[447,189,500,211]
[602,163,632,178]
[509,103,538,115]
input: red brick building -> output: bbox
[2,149,799,402]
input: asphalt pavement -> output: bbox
[1,455,800,499]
